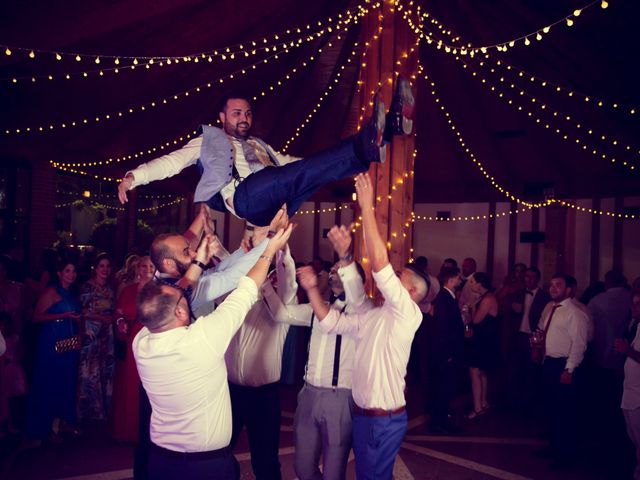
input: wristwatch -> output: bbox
[191,259,209,270]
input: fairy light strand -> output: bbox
[1,1,371,69]
[4,15,367,136]
[410,0,605,56]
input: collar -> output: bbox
[444,287,456,299]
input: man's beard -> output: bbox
[227,121,250,139]
[174,259,190,276]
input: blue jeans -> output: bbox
[352,410,408,480]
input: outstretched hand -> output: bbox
[354,173,374,210]
[269,205,289,232]
[327,224,354,258]
[296,265,318,291]
[117,174,134,204]
[266,223,295,253]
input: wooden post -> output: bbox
[352,2,417,291]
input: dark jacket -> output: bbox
[429,288,465,362]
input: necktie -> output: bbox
[238,139,264,173]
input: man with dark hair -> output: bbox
[427,266,464,434]
[509,266,551,409]
[118,81,414,228]
[133,224,293,480]
[536,273,589,470]
[264,224,373,480]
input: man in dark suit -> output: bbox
[427,266,465,434]
[510,266,551,408]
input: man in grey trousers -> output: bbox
[263,225,373,479]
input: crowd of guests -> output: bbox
[1,213,640,478]
[0,250,159,448]
[409,254,640,474]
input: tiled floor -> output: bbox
[0,383,635,479]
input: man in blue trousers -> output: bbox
[118,80,414,228]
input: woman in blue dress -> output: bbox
[25,261,81,445]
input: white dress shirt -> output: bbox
[538,298,589,372]
[264,262,374,389]
[224,248,297,387]
[133,276,258,453]
[318,264,423,410]
[128,135,298,216]
[519,287,539,334]
[622,326,640,410]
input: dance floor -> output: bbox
[0,384,631,479]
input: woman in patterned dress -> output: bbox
[77,253,115,423]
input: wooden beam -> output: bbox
[613,196,623,272]
[486,202,496,280]
[508,200,517,269]
[530,207,540,268]
[590,198,601,283]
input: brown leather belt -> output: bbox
[353,405,406,417]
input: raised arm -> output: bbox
[297,266,330,321]
[354,173,388,273]
[117,136,202,204]
[328,224,372,313]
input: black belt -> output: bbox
[151,442,231,460]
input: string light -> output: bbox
[487,58,639,120]
[56,190,177,200]
[0,1,370,77]
[409,0,603,56]
[48,10,368,170]
[296,204,353,215]
[401,4,640,171]
[4,7,370,135]
[5,39,312,135]
[3,7,368,86]
[453,55,639,171]
[51,129,200,168]
[280,40,361,151]
[55,196,184,212]
[417,63,636,219]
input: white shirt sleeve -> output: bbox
[318,309,365,337]
[128,136,203,188]
[199,276,259,356]
[0,330,6,356]
[566,309,589,372]
[262,282,314,327]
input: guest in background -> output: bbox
[614,292,640,480]
[537,273,589,470]
[465,272,500,420]
[111,255,155,442]
[458,257,478,309]
[77,253,116,423]
[24,261,82,446]
[509,267,550,409]
[588,270,632,466]
[115,254,140,297]
[427,266,464,434]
